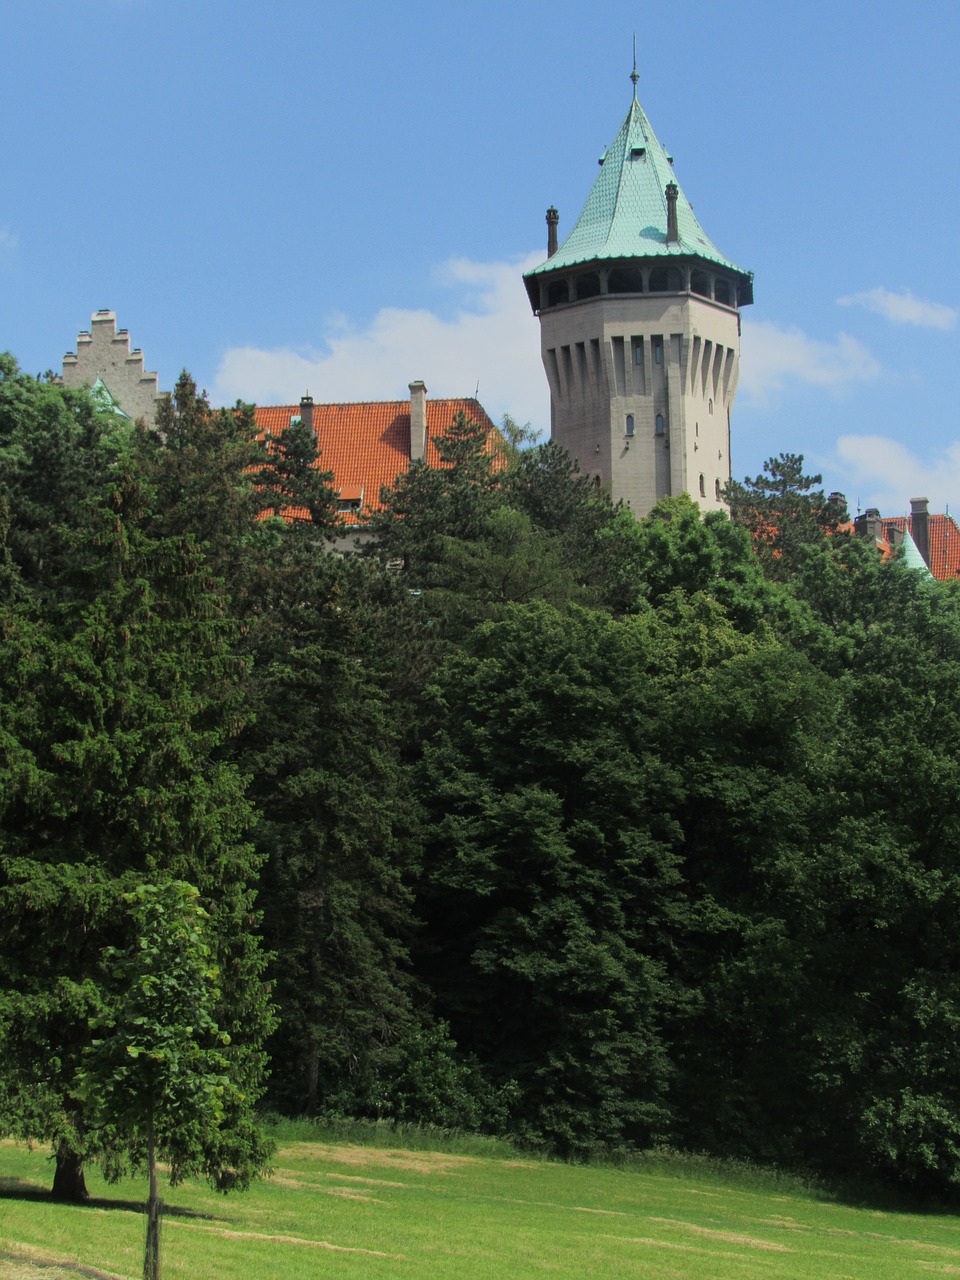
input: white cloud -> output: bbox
[836,286,957,330]
[739,319,882,403]
[834,434,960,514]
[0,228,19,250]
[213,253,549,431]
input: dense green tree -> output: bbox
[0,391,271,1198]
[254,413,340,529]
[367,409,503,586]
[0,355,128,594]
[239,540,423,1116]
[726,452,849,580]
[415,601,689,1152]
[785,543,960,1188]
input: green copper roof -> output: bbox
[901,528,934,577]
[90,375,131,420]
[526,89,751,284]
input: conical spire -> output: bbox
[525,85,752,291]
[901,528,934,577]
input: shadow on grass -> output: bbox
[0,1178,220,1219]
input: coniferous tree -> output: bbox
[0,367,272,1199]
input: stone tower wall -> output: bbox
[538,286,740,517]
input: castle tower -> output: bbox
[523,75,753,515]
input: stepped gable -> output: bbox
[62,309,163,427]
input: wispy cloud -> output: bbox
[213,253,548,430]
[739,319,881,403]
[835,434,960,514]
[836,286,957,330]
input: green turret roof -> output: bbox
[525,86,752,289]
[901,528,934,577]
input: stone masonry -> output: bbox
[62,309,164,427]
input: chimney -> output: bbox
[665,182,679,244]
[854,507,883,542]
[910,497,930,567]
[299,393,314,435]
[409,381,428,462]
[546,207,559,258]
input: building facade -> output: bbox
[524,75,753,516]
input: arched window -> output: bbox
[655,413,665,436]
[715,478,721,500]
[699,474,706,497]
[625,414,634,437]
[708,398,714,415]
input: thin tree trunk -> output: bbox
[305,1041,320,1116]
[51,1140,90,1202]
[144,1105,161,1280]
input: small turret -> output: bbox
[665,182,679,244]
[546,207,559,258]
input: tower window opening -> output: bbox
[650,266,683,292]
[575,272,602,300]
[715,478,721,500]
[655,413,665,436]
[626,414,634,437]
[690,269,710,298]
[609,266,645,294]
[699,474,706,497]
[653,340,663,366]
[714,279,732,306]
[708,398,714,414]
[547,279,568,308]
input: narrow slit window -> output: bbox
[626,414,635,437]
[655,413,665,436]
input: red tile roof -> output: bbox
[881,513,960,581]
[254,397,499,525]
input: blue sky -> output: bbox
[2,0,959,515]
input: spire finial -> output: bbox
[630,35,639,97]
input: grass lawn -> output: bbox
[3,1127,960,1279]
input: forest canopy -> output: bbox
[2,358,960,1198]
